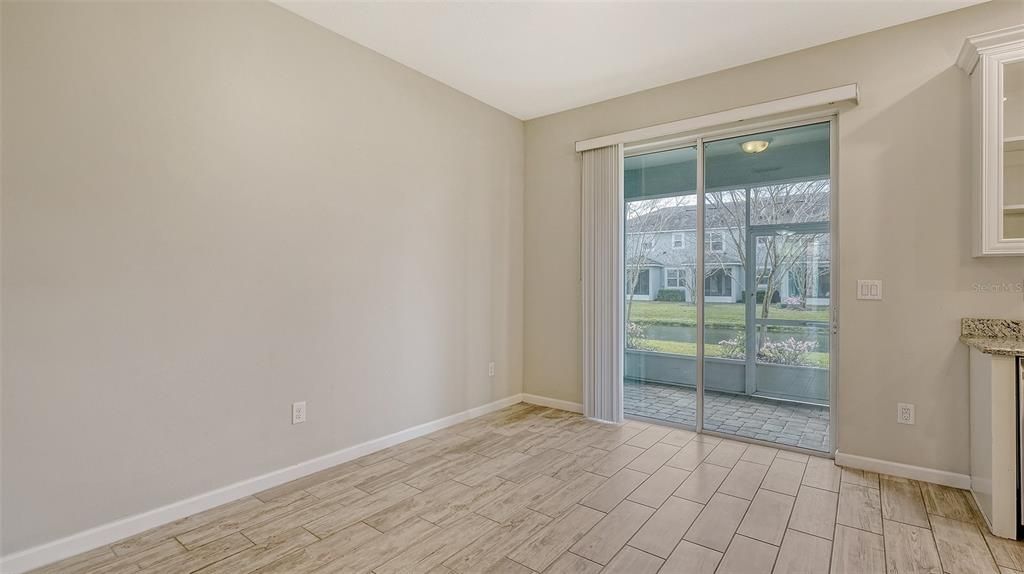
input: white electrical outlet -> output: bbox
[857,280,883,300]
[292,401,307,425]
[488,362,496,377]
[897,402,915,425]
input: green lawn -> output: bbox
[639,339,830,369]
[628,301,828,328]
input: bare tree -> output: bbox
[749,180,829,325]
[624,196,690,323]
[704,180,830,350]
[624,179,829,354]
[755,233,821,321]
[787,258,830,309]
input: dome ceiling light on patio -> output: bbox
[741,140,771,154]
[624,123,830,201]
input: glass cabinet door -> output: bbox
[1004,60,1023,239]
[959,25,1024,255]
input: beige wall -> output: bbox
[1,1,523,554]
[524,1,1024,475]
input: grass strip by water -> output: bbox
[628,301,829,328]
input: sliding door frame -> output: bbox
[695,137,706,433]
[622,114,839,457]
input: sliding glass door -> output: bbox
[625,120,834,453]
[702,122,832,451]
[623,146,699,427]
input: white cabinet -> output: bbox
[968,348,1019,538]
[958,25,1024,256]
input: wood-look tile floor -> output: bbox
[33,403,1024,574]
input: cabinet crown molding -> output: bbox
[958,24,1024,75]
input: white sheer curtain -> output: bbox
[581,144,624,423]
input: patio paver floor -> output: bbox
[624,379,830,452]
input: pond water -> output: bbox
[643,324,830,350]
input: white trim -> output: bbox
[575,84,858,152]
[707,231,725,253]
[0,393,528,574]
[969,489,998,533]
[671,232,684,249]
[956,24,1024,74]
[665,268,684,289]
[835,451,971,490]
[521,393,584,414]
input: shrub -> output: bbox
[716,333,818,366]
[718,333,746,359]
[778,296,805,310]
[626,321,648,350]
[655,289,687,302]
[758,337,818,366]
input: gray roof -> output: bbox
[626,255,665,267]
[627,205,732,232]
[627,192,829,233]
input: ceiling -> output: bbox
[275,0,983,120]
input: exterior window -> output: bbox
[631,269,650,295]
[787,264,831,298]
[708,231,724,253]
[672,233,684,249]
[788,265,806,297]
[666,268,684,288]
[705,268,732,297]
[817,265,831,298]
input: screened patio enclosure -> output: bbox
[623,121,834,452]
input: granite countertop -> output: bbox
[960,318,1024,357]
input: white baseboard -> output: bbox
[0,393,528,574]
[521,393,583,414]
[835,451,971,489]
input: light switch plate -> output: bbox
[857,280,882,300]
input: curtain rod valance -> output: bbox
[575,84,858,153]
